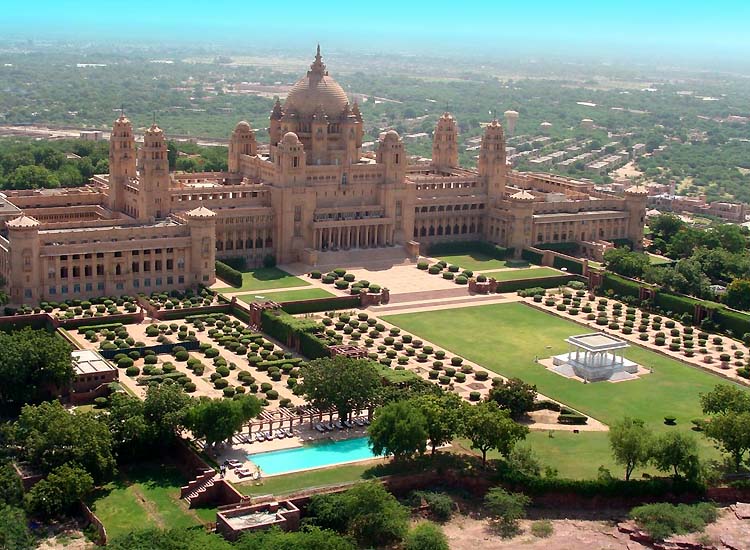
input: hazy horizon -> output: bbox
[2,0,750,68]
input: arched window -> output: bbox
[428,226,435,236]
[419,226,427,237]
[445,225,452,235]
[461,224,468,234]
[437,225,444,236]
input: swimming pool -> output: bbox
[248,437,380,475]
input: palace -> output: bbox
[0,47,647,305]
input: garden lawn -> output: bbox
[383,302,745,431]
[481,266,562,281]
[89,462,207,539]
[437,252,512,272]
[236,463,380,496]
[216,267,309,292]
[648,253,673,266]
[237,287,334,304]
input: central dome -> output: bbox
[284,46,349,118]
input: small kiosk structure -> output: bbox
[552,333,639,382]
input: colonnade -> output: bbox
[314,223,394,251]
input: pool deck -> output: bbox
[211,422,374,482]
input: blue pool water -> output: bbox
[248,437,379,475]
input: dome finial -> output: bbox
[310,43,326,76]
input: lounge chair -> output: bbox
[275,431,285,440]
[354,418,365,427]
[334,420,344,430]
[227,459,243,468]
[343,420,354,428]
[255,432,266,442]
[314,423,326,433]
[283,428,294,437]
[324,422,334,431]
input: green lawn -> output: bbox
[647,253,673,266]
[437,252,511,272]
[216,267,309,292]
[236,462,381,497]
[481,267,562,281]
[237,287,334,304]
[383,302,744,431]
[89,462,210,539]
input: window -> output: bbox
[155,260,162,271]
[156,277,162,286]
[61,285,68,294]
[132,262,139,273]
[97,264,104,276]
[202,275,209,282]
[96,252,104,258]
[84,265,92,277]
[143,261,151,272]
[132,250,139,256]
[72,266,80,277]
[114,251,122,257]
[167,276,173,285]
[85,283,93,292]
[178,275,185,284]
[116,282,124,291]
[48,268,55,280]
[166,259,173,270]
[97,282,105,291]
[144,278,151,287]
[74,283,81,293]
[133,280,139,288]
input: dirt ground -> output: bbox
[442,507,750,550]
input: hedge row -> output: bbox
[521,249,544,265]
[601,272,643,300]
[494,274,581,293]
[552,255,584,275]
[216,261,243,287]
[261,309,330,360]
[280,296,360,315]
[426,240,512,260]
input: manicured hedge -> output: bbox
[426,240,511,259]
[552,255,584,275]
[600,273,643,300]
[495,274,580,293]
[216,260,243,287]
[521,249,544,265]
[281,296,360,315]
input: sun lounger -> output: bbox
[275,431,285,440]
[255,432,265,442]
[235,468,253,478]
[227,459,243,468]
[283,428,293,437]
[362,417,371,425]
[343,420,354,428]
[334,420,345,429]
[324,422,334,431]
[314,423,326,433]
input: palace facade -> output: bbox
[0,47,646,304]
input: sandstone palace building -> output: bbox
[0,47,646,304]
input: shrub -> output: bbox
[455,276,468,285]
[442,272,454,280]
[175,350,189,361]
[117,357,134,369]
[266,389,279,400]
[404,522,450,550]
[214,378,229,389]
[558,413,588,425]
[474,371,489,381]
[664,416,676,425]
[450,357,463,366]
[469,391,481,401]
[417,261,429,270]
[428,266,441,275]
[126,365,140,377]
[530,520,553,538]
[223,387,236,398]
[310,270,321,279]
[629,502,718,540]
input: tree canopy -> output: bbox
[487,378,537,420]
[608,416,653,480]
[462,401,529,466]
[184,395,261,446]
[0,327,74,414]
[300,356,381,420]
[368,400,428,460]
[12,400,115,482]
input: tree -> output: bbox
[236,526,355,550]
[0,327,74,413]
[185,395,261,447]
[7,165,59,189]
[414,393,463,455]
[143,383,193,441]
[403,522,449,550]
[300,356,381,420]
[724,279,750,311]
[649,214,685,243]
[484,487,530,537]
[106,392,152,460]
[107,528,232,550]
[608,417,652,480]
[667,229,704,259]
[0,463,23,507]
[0,505,33,550]
[488,378,537,420]
[368,400,428,460]
[700,384,750,415]
[703,411,750,471]
[25,464,93,519]
[603,247,650,279]
[12,401,115,482]
[651,431,700,480]
[462,401,529,466]
[306,481,409,547]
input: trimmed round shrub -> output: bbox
[322,275,335,284]
[175,350,189,361]
[450,357,463,366]
[117,357,134,369]
[417,261,429,270]
[428,370,439,379]
[438,375,450,385]
[126,365,140,377]
[428,266,441,275]
[310,270,321,279]
[214,378,229,389]
[469,391,481,401]
[442,272,454,280]
[454,372,466,383]
[474,371,489,381]
[223,387,236,398]
[455,276,468,285]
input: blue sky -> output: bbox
[2,0,749,61]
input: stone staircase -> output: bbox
[180,469,217,506]
[314,245,413,270]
